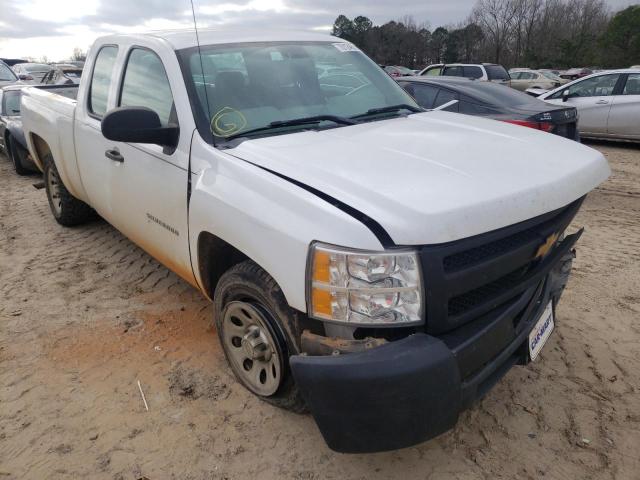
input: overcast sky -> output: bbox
[0,0,636,60]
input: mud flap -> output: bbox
[290,334,461,453]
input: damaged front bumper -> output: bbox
[290,230,581,453]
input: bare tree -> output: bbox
[471,0,518,63]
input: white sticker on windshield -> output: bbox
[333,42,360,53]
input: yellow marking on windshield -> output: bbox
[211,107,247,136]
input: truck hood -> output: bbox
[228,111,609,245]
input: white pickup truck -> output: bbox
[21,30,609,453]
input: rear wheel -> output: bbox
[43,153,94,226]
[214,260,306,412]
[7,136,31,176]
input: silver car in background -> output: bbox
[539,69,640,141]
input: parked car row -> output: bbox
[398,76,580,141]
[0,83,79,175]
[401,61,639,142]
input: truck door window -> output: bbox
[89,46,118,117]
[119,48,175,127]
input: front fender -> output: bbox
[188,135,383,312]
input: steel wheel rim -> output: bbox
[221,301,282,396]
[47,167,63,216]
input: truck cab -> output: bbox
[21,30,610,454]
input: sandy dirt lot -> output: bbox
[1,141,639,480]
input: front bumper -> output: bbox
[290,230,581,453]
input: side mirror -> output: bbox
[562,89,570,102]
[18,74,31,81]
[101,107,179,147]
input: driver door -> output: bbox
[106,47,195,285]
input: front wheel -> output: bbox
[214,260,306,412]
[43,153,94,226]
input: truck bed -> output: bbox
[21,83,86,201]
[34,84,79,101]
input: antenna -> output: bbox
[189,0,212,124]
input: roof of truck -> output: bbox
[102,29,341,51]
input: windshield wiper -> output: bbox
[351,103,423,120]
[225,115,356,141]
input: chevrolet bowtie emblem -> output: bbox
[535,232,560,260]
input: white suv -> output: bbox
[419,63,511,86]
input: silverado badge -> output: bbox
[535,232,560,260]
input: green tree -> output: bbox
[332,15,356,42]
[600,5,640,67]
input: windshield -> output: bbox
[178,41,417,143]
[0,62,17,81]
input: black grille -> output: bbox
[443,203,577,272]
[448,268,527,316]
[419,198,584,334]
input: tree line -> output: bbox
[332,1,640,69]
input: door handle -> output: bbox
[595,99,609,105]
[105,149,124,163]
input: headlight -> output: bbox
[307,243,423,326]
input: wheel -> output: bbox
[43,153,94,226]
[214,260,306,412]
[7,136,31,176]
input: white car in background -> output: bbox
[419,63,511,86]
[539,69,640,141]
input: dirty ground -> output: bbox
[1,142,639,479]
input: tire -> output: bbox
[214,260,307,412]
[7,136,31,176]
[43,153,94,226]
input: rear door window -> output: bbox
[485,65,510,81]
[404,83,439,109]
[89,46,118,117]
[463,66,483,79]
[443,66,463,77]
[2,90,21,116]
[119,48,175,127]
[622,74,640,95]
[433,89,459,111]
